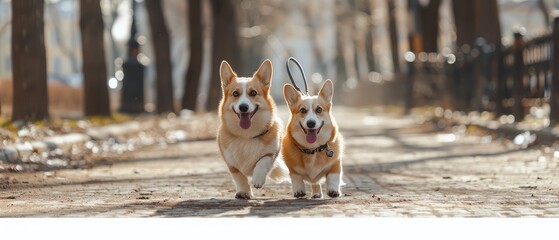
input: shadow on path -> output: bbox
[1,171,230,191]
[153,198,329,217]
[345,148,528,174]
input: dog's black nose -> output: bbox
[239,104,249,113]
[306,120,316,129]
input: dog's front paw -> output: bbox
[294,191,307,199]
[327,190,340,198]
[251,176,266,189]
[235,192,252,199]
[312,193,323,199]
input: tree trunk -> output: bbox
[387,0,400,73]
[80,0,111,116]
[206,0,241,111]
[334,1,346,84]
[11,0,49,121]
[452,0,476,47]
[418,0,441,52]
[550,17,559,125]
[182,0,202,111]
[335,24,347,84]
[473,0,501,45]
[452,0,501,47]
[145,0,174,114]
[353,0,370,82]
[452,0,502,112]
[365,0,376,72]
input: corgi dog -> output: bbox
[282,79,344,199]
[217,59,289,199]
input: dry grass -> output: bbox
[0,76,11,117]
[0,76,83,119]
[0,76,136,135]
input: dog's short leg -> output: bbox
[326,162,342,198]
[290,174,306,198]
[251,154,274,189]
[229,166,252,199]
[311,183,323,199]
[326,174,341,198]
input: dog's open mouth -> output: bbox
[299,121,324,144]
[233,105,259,129]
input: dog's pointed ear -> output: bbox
[283,84,300,109]
[254,59,273,87]
[318,79,334,104]
[220,60,237,88]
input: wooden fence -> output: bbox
[407,17,559,125]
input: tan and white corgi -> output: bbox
[217,59,289,199]
[282,79,344,199]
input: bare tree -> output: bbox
[182,0,202,111]
[335,0,358,83]
[80,0,111,117]
[452,0,501,47]
[145,0,175,114]
[11,0,49,121]
[451,0,475,47]
[206,0,242,111]
[364,0,376,73]
[351,0,371,81]
[452,0,501,111]
[418,0,442,52]
[387,0,400,73]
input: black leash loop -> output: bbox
[286,57,309,96]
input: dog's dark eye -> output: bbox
[300,108,307,114]
[232,91,240,97]
[249,90,257,97]
[316,107,322,113]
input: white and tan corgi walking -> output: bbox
[217,59,289,199]
[281,79,344,199]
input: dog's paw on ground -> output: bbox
[294,191,306,199]
[327,190,340,198]
[312,193,323,199]
[235,192,252,199]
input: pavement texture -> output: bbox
[1,106,559,217]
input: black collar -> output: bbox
[252,128,269,138]
[296,143,334,157]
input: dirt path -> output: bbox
[1,107,558,217]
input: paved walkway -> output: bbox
[1,107,559,217]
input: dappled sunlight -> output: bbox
[0,113,219,173]
[1,0,559,222]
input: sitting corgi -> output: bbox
[281,79,344,198]
[217,59,289,199]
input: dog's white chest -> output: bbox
[295,155,330,183]
[222,138,276,176]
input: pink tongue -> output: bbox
[306,129,317,143]
[240,113,251,129]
